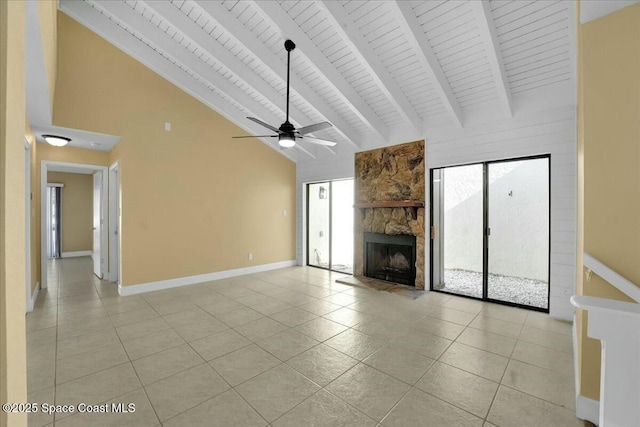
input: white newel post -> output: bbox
[571,295,640,427]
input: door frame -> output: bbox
[40,161,108,289]
[108,161,121,284]
[45,183,63,259]
[92,171,103,279]
[306,181,332,271]
[25,139,34,312]
[429,154,551,312]
[305,178,354,274]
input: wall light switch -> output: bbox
[283,209,287,217]
[248,253,253,261]
[164,122,171,131]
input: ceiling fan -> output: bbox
[233,40,337,148]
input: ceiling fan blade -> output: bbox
[246,117,281,134]
[301,136,337,147]
[232,135,277,139]
[296,121,332,135]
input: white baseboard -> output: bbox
[27,282,39,313]
[576,395,599,425]
[118,260,297,296]
[61,250,92,258]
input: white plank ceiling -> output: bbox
[59,0,576,162]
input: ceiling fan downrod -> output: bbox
[278,39,297,147]
[284,39,296,125]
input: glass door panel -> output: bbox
[487,158,549,309]
[330,180,354,274]
[436,164,484,298]
[308,182,330,269]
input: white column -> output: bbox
[571,295,640,427]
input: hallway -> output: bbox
[26,258,585,426]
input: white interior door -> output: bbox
[115,171,119,281]
[93,171,102,278]
[109,165,120,283]
[46,186,51,258]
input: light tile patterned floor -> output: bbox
[26,257,589,426]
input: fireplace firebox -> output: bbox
[363,232,417,286]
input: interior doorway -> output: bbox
[430,155,550,311]
[40,161,108,289]
[306,179,354,274]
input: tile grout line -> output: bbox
[483,320,522,424]
[53,262,135,426]
[173,279,366,424]
[133,294,290,425]
[112,302,163,426]
[34,261,577,426]
[413,308,493,423]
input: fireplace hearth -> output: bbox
[364,232,416,286]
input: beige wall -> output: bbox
[37,0,58,111]
[0,0,28,425]
[55,12,296,287]
[47,172,93,253]
[577,3,640,401]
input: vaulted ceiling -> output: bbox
[58,0,576,162]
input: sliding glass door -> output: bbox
[330,180,354,273]
[308,183,330,269]
[307,179,354,274]
[432,164,484,298]
[487,158,549,308]
[430,156,550,311]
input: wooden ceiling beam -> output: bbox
[319,0,424,137]
[196,1,364,149]
[470,0,513,117]
[390,1,463,128]
[252,0,389,145]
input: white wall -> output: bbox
[296,107,576,320]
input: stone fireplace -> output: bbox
[354,140,425,289]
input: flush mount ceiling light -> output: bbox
[42,135,71,147]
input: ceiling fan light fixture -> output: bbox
[232,40,337,148]
[42,134,71,147]
[278,134,295,148]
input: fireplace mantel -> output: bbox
[355,201,425,220]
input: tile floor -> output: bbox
[26,257,588,426]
